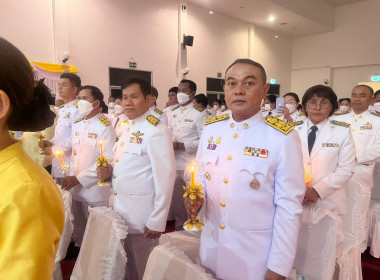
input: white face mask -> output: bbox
[264,104,271,111]
[177,92,190,105]
[108,102,115,108]
[221,105,226,110]
[115,104,123,114]
[339,105,349,112]
[374,102,380,112]
[285,103,296,114]
[213,105,219,111]
[78,100,94,116]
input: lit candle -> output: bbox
[304,163,312,187]
[191,162,195,185]
[56,150,64,167]
[99,140,104,158]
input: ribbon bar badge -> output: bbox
[244,147,268,158]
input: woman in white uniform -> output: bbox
[294,85,356,270]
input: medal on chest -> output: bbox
[250,173,260,190]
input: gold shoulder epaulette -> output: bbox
[194,105,205,112]
[331,120,350,128]
[172,105,180,111]
[333,111,349,116]
[371,111,380,117]
[98,115,111,126]
[147,115,160,126]
[118,118,129,126]
[264,116,294,135]
[207,111,211,115]
[59,104,65,108]
[222,108,228,112]
[293,120,303,126]
[73,102,78,108]
[74,116,84,124]
[205,113,230,126]
[154,108,163,115]
[299,112,306,116]
[207,105,211,109]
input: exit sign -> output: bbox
[371,76,380,82]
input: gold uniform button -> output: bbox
[220,202,226,207]
[73,150,77,156]
[352,129,355,132]
[227,155,232,161]
[126,128,130,132]
[113,174,116,179]
[223,178,228,184]
[354,119,358,122]
[233,134,238,139]
[205,172,211,181]
[115,158,119,162]
[220,224,225,229]
[243,123,248,129]
[120,142,124,146]
[113,191,117,196]
[230,123,235,128]
[308,162,311,165]
[131,121,135,125]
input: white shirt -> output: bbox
[296,118,356,214]
[196,112,305,279]
[112,111,175,234]
[332,110,380,175]
[169,102,208,170]
[70,113,116,202]
[51,99,82,178]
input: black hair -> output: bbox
[194,94,208,108]
[225,58,267,84]
[60,73,81,93]
[151,86,158,98]
[265,94,277,104]
[284,92,300,103]
[353,84,374,97]
[122,78,152,98]
[0,38,55,131]
[338,98,351,104]
[80,85,108,114]
[302,85,338,117]
[179,79,197,92]
[169,87,178,93]
[373,90,380,99]
[213,99,222,106]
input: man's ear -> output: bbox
[0,90,11,120]
[263,83,270,98]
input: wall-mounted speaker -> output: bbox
[183,35,194,47]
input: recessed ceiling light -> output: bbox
[209,11,214,14]
[275,35,279,39]
[269,15,276,22]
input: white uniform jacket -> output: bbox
[196,112,305,279]
[169,103,208,170]
[295,118,356,214]
[112,111,175,234]
[149,105,168,125]
[332,110,380,177]
[51,99,82,178]
[70,114,115,202]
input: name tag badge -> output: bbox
[88,133,97,139]
[322,143,339,148]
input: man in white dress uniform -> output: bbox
[186,59,305,280]
[98,78,175,280]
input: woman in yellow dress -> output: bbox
[0,37,64,279]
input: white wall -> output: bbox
[0,0,294,107]
[291,0,380,99]
[0,0,55,62]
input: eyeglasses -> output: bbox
[307,99,330,109]
[284,101,296,105]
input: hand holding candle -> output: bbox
[304,163,312,188]
[96,140,111,186]
[56,150,69,174]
